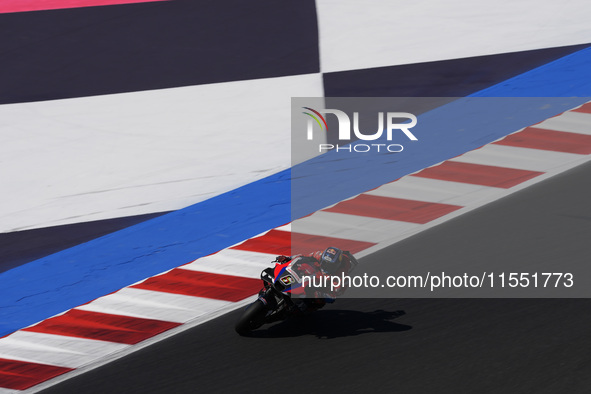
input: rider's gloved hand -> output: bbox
[275,255,290,263]
[313,290,336,304]
[323,293,336,303]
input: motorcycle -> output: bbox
[234,252,359,336]
[234,259,321,336]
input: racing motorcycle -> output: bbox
[234,259,322,336]
[234,251,358,335]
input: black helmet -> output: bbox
[319,247,343,275]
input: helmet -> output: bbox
[319,247,344,275]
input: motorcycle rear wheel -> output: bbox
[235,299,268,336]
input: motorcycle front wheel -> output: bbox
[235,299,268,336]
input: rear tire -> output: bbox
[235,300,268,336]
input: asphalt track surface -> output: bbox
[40,159,591,393]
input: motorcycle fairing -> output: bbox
[273,261,304,296]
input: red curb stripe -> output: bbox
[0,0,167,14]
[23,309,180,345]
[323,194,463,224]
[231,229,376,256]
[0,358,73,390]
[411,161,544,188]
[572,102,591,114]
[132,269,262,302]
[494,127,591,154]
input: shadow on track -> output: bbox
[247,309,412,339]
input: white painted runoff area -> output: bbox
[2,0,591,233]
[0,74,323,232]
[316,0,591,72]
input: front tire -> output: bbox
[235,300,268,336]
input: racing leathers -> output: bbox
[272,250,358,312]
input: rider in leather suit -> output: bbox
[268,246,358,312]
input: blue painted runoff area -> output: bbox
[1,46,591,338]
